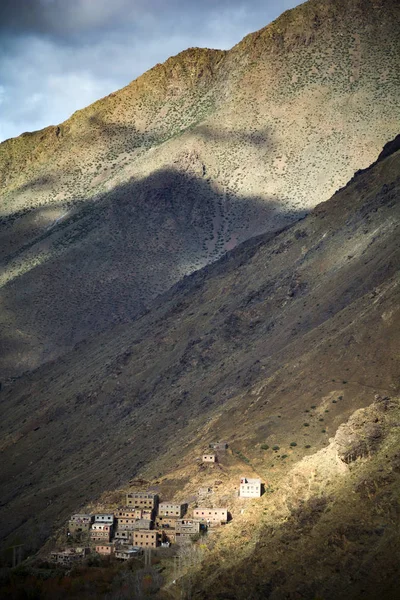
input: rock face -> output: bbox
[1,0,400,376]
[334,397,390,463]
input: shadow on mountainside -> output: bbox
[0,143,398,557]
[0,161,306,379]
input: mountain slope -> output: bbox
[0,137,398,561]
[1,0,400,376]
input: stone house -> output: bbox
[116,517,138,531]
[114,530,133,544]
[134,519,153,530]
[115,546,143,560]
[116,508,142,520]
[142,508,155,520]
[202,454,217,463]
[155,515,178,529]
[193,508,228,525]
[126,492,158,511]
[94,513,114,525]
[90,522,112,542]
[239,477,262,497]
[95,544,114,556]
[68,514,93,534]
[175,520,201,541]
[50,548,88,565]
[159,528,176,543]
[158,502,186,518]
[133,530,159,548]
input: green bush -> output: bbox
[261,444,269,450]
[305,445,311,449]
[290,442,297,447]
[303,423,310,427]
[272,445,280,451]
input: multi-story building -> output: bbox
[94,513,114,525]
[116,517,138,531]
[68,514,93,534]
[239,477,262,498]
[114,530,133,545]
[90,522,112,542]
[116,508,143,520]
[142,508,155,520]
[192,508,228,525]
[95,544,114,556]
[133,530,159,548]
[126,492,158,511]
[117,518,153,531]
[155,515,178,529]
[158,503,186,518]
[175,520,201,541]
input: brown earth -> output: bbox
[1,0,400,376]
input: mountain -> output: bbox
[1,0,400,377]
[1,129,398,595]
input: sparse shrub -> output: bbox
[290,442,297,447]
[261,444,269,450]
[322,429,326,433]
[304,423,310,427]
[281,454,288,459]
[272,445,280,451]
[305,445,311,449]
[311,405,316,409]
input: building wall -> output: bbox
[90,525,111,542]
[133,531,159,548]
[239,485,261,497]
[159,503,185,517]
[202,455,216,463]
[193,509,228,523]
[155,516,178,529]
[116,508,142,519]
[94,514,114,524]
[114,530,133,544]
[68,521,91,533]
[176,521,201,535]
[95,545,114,555]
[126,493,158,510]
[239,478,262,497]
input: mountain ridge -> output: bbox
[1,0,400,378]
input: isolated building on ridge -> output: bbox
[239,477,262,497]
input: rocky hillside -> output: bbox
[1,0,400,376]
[0,133,398,576]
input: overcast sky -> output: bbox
[0,0,301,142]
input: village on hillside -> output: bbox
[50,443,263,566]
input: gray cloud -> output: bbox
[0,1,300,141]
